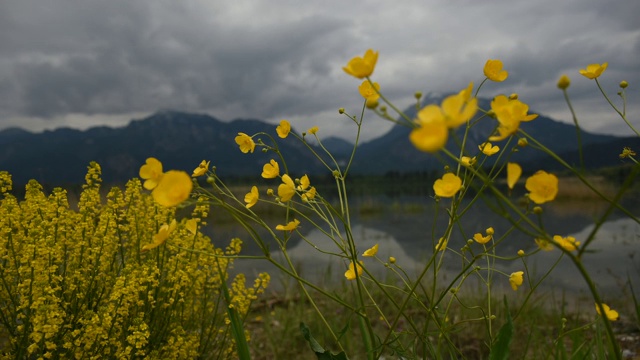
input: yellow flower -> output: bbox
[507,162,522,190]
[435,237,448,252]
[302,186,316,202]
[509,271,524,291]
[619,147,636,159]
[517,249,525,256]
[525,171,558,204]
[185,219,198,235]
[276,120,291,139]
[152,170,193,207]
[261,159,280,179]
[441,84,478,128]
[553,235,581,251]
[244,186,259,209]
[433,173,462,198]
[139,157,163,190]
[595,303,619,321]
[473,231,492,245]
[298,175,310,191]
[461,156,476,167]
[557,75,570,89]
[489,95,538,141]
[535,238,554,251]
[235,132,256,153]
[484,59,508,82]
[192,160,210,177]
[363,244,379,257]
[277,174,296,202]
[308,126,319,135]
[344,261,364,280]
[479,142,500,156]
[409,106,449,153]
[142,219,177,252]
[275,219,300,231]
[579,63,608,79]
[359,80,381,108]
[389,256,396,264]
[343,49,379,79]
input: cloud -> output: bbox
[0,0,638,141]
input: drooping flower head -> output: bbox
[343,49,379,79]
[261,160,280,179]
[276,120,291,139]
[235,132,256,153]
[152,170,193,207]
[139,157,163,190]
[277,174,296,202]
[344,261,364,280]
[507,162,522,190]
[192,160,210,177]
[244,186,259,209]
[358,80,381,108]
[433,173,462,198]
[509,271,524,291]
[579,63,608,79]
[484,59,509,82]
[525,171,558,204]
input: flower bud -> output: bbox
[414,91,423,99]
[620,80,628,89]
[518,138,528,147]
[533,206,543,214]
[338,107,345,114]
[509,93,518,100]
[389,256,396,264]
[557,75,570,90]
[266,189,274,196]
[517,249,525,256]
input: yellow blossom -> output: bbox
[276,120,291,139]
[302,186,316,201]
[473,230,492,244]
[489,95,538,141]
[535,238,554,251]
[441,86,478,128]
[192,160,210,177]
[152,170,193,207]
[308,126,319,135]
[363,244,379,257]
[235,132,256,153]
[389,256,396,264]
[557,75,570,89]
[479,142,500,156]
[277,174,296,202]
[298,175,310,191]
[619,147,636,159]
[142,219,177,252]
[517,249,525,256]
[525,171,558,204]
[579,63,608,79]
[359,80,381,108]
[344,261,364,280]
[261,159,280,179]
[185,219,198,235]
[433,173,462,198]
[343,49,379,79]
[595,303,619,321]
[509,271,524,291]
[507,162,522,190]
[484,59,508,82]
[244,186,259,209]
[461,156,476,167]
[139,157,163,190]
[275,219,300,231]
[410,106,449,153]
[553,235,580,251]
[435,237,448,252]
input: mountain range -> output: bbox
[0,97,638,187]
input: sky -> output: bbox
[1,0,639,142]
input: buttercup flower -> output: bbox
[142,219,177,252]
[298,175,310,191]
[261,160,280,179]
[619,147,636,159]
[525,171,558,204]
[595,303,619,321]
[509,271,524,291]
[363,244,379,257]
[473,227,493,244]
[441,85,478,128]
[139,157,163,190]
[557,75,571,89]
[410,106,449,153]
[192,160,210,177]
[275,219,300,231]
[535,238,554,251]
[152,170,193,207]
[344,261,364,280]
[185,218,198,235]
[433,173,462,198]
[244,186,259,209]
[276,120,291,139]
[277,174,296,202]
[579,63,608,79]
[435,237,448,252]
[302,186,316,202]
[235,132,256,153]
[343,49,379,79]
[479,142,500,156]
[308,126,319,135]
[461,156,476,167]
[359,80,381,108]
[484,59,508,82]
[507,163,522,190]
[553,235,580,251]
[489,95,538,141]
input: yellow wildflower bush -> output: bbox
[0,162,268,359]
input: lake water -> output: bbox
[207,196,640,299]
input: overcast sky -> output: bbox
[1,0,639,142]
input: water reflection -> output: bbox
[210,197,640,296]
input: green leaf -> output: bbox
[489,297,514,360]
[300,322,349,360]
